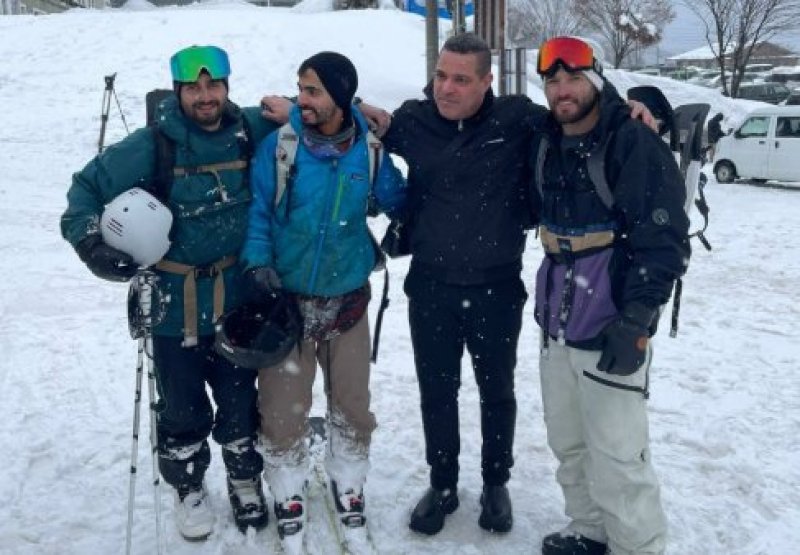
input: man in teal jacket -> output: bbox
[60,45,278,540]
[241,51,406,546]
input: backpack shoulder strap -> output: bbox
[365,129,383,217]
[534,135,550,203]
[150,124,176,203]
[586,131,615,211]
[275,122,299,208]
[535,131,616,212]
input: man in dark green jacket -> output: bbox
[60,45,278,541]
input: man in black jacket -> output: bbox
[532,37,689,555]
[379,33,542,536]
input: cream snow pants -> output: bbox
[539,338,667,555]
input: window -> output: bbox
[737,116,770,138]
[776,117,800,138]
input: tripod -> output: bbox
[98,73,130,153]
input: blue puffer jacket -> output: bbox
[242,106,407,297]
[61,95,278,337]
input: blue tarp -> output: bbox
[405,0,473,19]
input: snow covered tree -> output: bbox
[506,0,585,49]
[574,0,674,68]
[684,0,800,98]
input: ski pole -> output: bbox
[138,271,164,555]
[145,333,164,554]
[125,270,166,554]
[125,331,145,555]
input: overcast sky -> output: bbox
[659,2,800,60]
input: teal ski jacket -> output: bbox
[61,95,278,337]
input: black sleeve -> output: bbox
[610,121,691,308]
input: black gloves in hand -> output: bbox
[75,234,138,282]
[245,266,282,301]
[596,303,658,376]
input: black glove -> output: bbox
[596,303,658,376]
[75,234,138,282]
[244,266,282,301]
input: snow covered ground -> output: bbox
[1,3,798,554]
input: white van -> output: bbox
[713,106,800,183]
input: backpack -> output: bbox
[533,87,711,337]
[273,121,390,363]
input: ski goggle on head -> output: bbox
[170,45,231,83]
[536,36,602,77]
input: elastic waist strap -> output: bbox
[155,255,237,346]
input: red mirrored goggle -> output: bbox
[537,36,599,76]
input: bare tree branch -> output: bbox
[684,0,800,97]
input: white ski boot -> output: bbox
[174,484,214,541]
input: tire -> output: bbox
[714,161,736,183]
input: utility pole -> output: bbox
[425,0,439,80]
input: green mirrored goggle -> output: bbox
[170,45,231,83]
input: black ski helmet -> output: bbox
[214,295,300,370]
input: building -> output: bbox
[668,41,799,69]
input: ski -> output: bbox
[307,417,379,555]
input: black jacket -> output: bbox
[534,82,690,315]
[382,86,546,285]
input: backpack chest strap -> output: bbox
[173,159,248,177]
[155,255,238,346]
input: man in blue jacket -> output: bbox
[532,37,689,555]
[61,45,277,541]
[241,51,406,546]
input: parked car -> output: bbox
[735,82,791,104]
[780,88,800,106]
[713,106,800,183]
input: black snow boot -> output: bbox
[542,531,608,555]
[408,487,459,535]
[478,484,513,532]
[227,477,269,533]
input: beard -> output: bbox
[300,103,337,129]
[552,90,599,125]
[187,100,223,127]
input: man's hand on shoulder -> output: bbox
[627,100,658,132]
[358,102,392,138]
[260,95,292,124]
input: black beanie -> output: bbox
[299,51,358,113]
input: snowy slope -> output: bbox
[0,4,798,555]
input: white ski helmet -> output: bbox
[100,188,173,267]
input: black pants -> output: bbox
[152,335,262,491]
[404,271,527,490]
